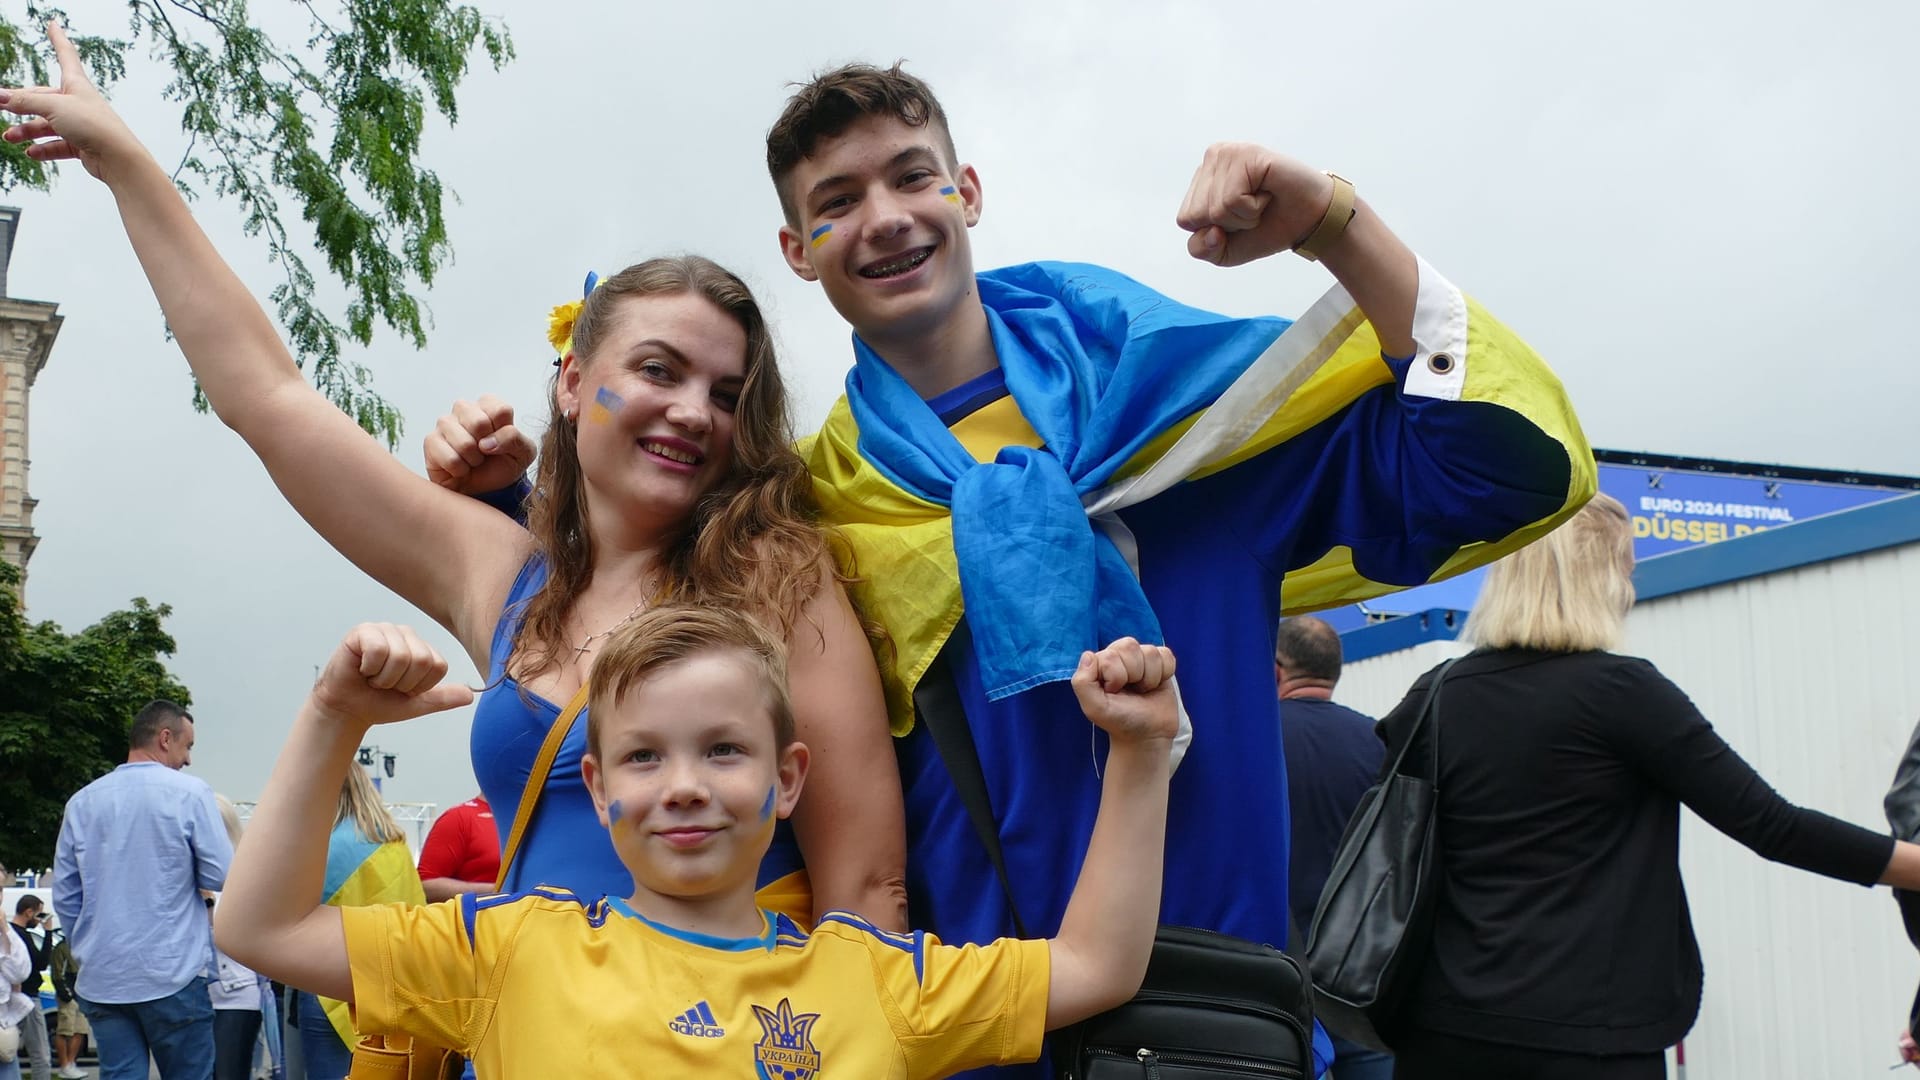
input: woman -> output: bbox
[4,26,904,928]
[1380,493,1920,1080]
[209,795,272,1080]
[295,767,425,1080]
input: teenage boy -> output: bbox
[214,610,1179,1076]
[773,66,1590,1077]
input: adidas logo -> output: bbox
[669,1000,725,1039]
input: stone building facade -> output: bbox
[0,207,61,586]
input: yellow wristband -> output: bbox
[1291,172,1357,262]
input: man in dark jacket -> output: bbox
[1275,616,1393,1080]
[9,896,52,1080]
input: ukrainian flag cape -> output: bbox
[317,821,425,1049]
[804,259,1593,734]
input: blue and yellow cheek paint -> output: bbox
[753,784,779,842]
[940,185,961,206]
[809,224,833,249]
[588,386,622,424]
[609,790,777,833]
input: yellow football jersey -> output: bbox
[340,886,1050,1078]
[945,392,1044,464]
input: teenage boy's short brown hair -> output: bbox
[765,61,958,225]
[586,605,796,758]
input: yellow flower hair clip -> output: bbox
[545,271,602,365]
[546,300,583,357]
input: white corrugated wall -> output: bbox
[1336,638,1469,719]
[1334,539,1920,1079]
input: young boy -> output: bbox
[214,607,1178,1076]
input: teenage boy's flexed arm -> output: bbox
[214,624,474,1002]
[1045,637,1178,1030]
[1178,142,1595,612]
[1178,144,1417,357]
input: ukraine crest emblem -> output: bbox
[750,997,822,1080]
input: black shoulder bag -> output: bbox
[915,638,1315,1079]
[1304,657,1459,1052]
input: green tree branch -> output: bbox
[2,1,512,447]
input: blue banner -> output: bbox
[1602,465,1901,557]
[1316,461,1912,631]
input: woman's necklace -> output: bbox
[571,578,661,659]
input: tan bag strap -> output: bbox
[346,1033,411,1080]
[348,1031,464,1080]
[493,683,591,892]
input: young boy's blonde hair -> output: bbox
[586,605,796,758]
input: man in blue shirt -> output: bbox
[53,700,232,1080]
[1277,616,1392,1080]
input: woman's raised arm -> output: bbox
[3,24,528,658]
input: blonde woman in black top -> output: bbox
[1381,493,1920,1080]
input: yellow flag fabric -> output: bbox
[320,836,426,1049]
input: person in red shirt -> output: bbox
[416,796,501,902]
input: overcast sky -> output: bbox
[11,0,1918,833]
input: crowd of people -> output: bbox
[3,17,1918,1080]
[16,708,509,1080]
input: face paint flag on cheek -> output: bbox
[607,799,625,828]
[759,786,776,822]
[589,386,622,424]
[940,185,961,206]
[809,223,833,249]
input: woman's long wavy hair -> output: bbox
[511,256,832,685]
[1462,492,1636,653]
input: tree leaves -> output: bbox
[0,561,191,874]
[1,2,513,448]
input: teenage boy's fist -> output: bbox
[1071,637,1178,744]
[1177,142,1340,268]
[310,623,475,728]
[423,395,537,495]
